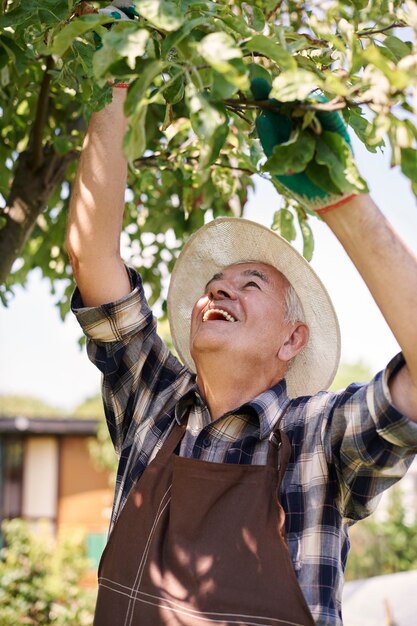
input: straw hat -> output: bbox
[167,217,340,398]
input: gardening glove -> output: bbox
[251,77,367,214]
[93,1,139,86]
[98,1,139,21]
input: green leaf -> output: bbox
[50,14,109,56]
[1,3,36,28]
[363,45,409,91]
[135,0,185,32]
[0,36,28,75]
[304,161,340,195]
[188,89,226,140]
[186,83,230,167]
[198,31,242,66]
[108,27,150,70]
[53,136,74,155]
[202,122,229,167]
[383,36,412,62]
[400,148,417,184]
[124,105,148,161]
[164,117,191,143]
[343,108,380,153]
[198,33,248,90]
[245,35,296,72]
[93,26,150,78]
[263,131,316,175]
[212,71,239,99]
[163,72,185,104]
[270,69,323,102]
[252,7,266,32]
[298,215,314,261]
[322,73,349,97]
[247,62,272,87]
[272,208,296,242]
[218,15,253,38]
[161,17,207,56]
[316,131,368,194]
[125,60,164,116]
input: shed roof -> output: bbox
[0,416,99,435]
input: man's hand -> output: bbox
[251,77,367,214]
[98,1,139,21]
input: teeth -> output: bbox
[203,308,237,322]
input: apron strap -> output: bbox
[153,420,187,464]
[266,401,292,481]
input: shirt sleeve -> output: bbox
[71,267,188,454]
[324,353,417,521]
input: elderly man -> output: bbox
[67,84,417,626]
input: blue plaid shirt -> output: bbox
[72,268,417,626]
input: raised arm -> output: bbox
[251,78,417,422]
[66,87,131,306]
[323,194,417,422]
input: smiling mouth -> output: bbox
[202,308,237,322]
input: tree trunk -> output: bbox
[0,145,77,285]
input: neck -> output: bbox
[194,353,287,420]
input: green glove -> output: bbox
[94,2,138,48]
[98,1,139,21]
[251,78,364,214]
[94,2,139,86]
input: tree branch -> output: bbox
[224,96,372,113]
[225,105,252,125]
[357,21,406,37]
[30,56,54,170]
[266,0,285,22]
[133,152,257,176]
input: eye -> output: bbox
[244,281,261,290]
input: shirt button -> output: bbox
[202,438,211,448]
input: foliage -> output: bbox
[345,486,417,581]
[88,415,118,480]
[2,1,417,313]
[0,518,95,625]
[0,394,61,418]
[73,393,105,419]
[330,360,372,391]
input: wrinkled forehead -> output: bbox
[205,260,291,289]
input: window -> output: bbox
[0,437,24,520]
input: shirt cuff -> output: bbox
[368,352,417,448]
[71,267,153,342]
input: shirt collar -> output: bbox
[175,378,290,439]
[241,379,290,439]
[175,384,205,423]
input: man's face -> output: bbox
[190,262,296,369]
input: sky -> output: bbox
[0,134,417,413]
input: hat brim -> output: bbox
[167,217,340,398]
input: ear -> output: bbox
[277,323,309,362]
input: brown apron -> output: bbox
[94,418,315,626]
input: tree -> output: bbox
[0,394,61,417]
[346,486,417,580]
[2,0,417,315]
[330,360,372,391]
[0,518,95,625]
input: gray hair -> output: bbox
[284,284,305,324]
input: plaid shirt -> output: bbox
[72,268,417,626]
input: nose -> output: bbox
[208,281,237,301]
